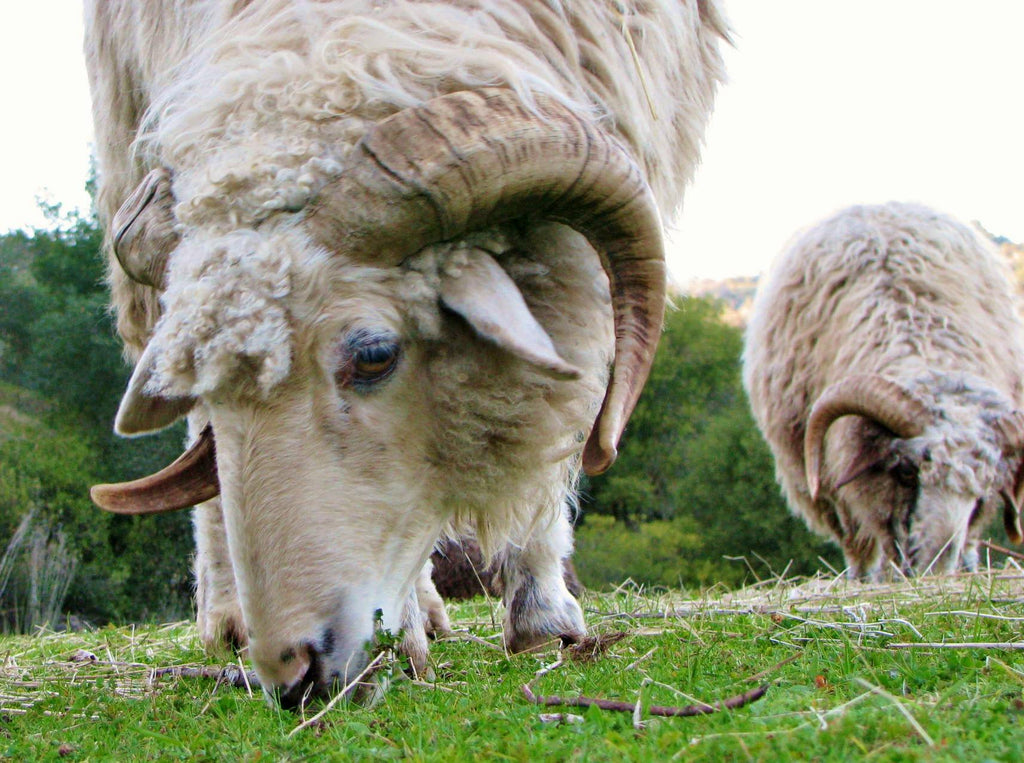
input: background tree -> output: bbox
[585,298,743,525]
[0,206,193,629]
[577,295,841,589]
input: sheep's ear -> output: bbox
[439,249,581,380]
[114,343,196,436]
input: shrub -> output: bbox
[573,514,721,590]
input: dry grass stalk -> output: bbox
[852,677,935,747]
[289,650,389,736]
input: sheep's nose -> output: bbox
[269,644,322,710]
[266,638,371,710]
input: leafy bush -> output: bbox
[0,385,194,626]
[573,514,718,590]
[585,298,744,524]
[674,404,840,586]
[0,207,196,628]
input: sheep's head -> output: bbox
[804,373,1024,579]
[90,90,665,706]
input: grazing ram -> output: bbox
[744,202,1024,581]
[83,0,729,707]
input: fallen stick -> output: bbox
[522,682,768,718]
[149,664,261,689]
[981,539,1024,562]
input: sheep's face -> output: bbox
[819,382,1020,579]
[199,296,442,706]
[103,223,609,706]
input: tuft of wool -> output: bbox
[147,225,311,398]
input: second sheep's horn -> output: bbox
[804,374,930,500]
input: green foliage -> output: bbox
[580,296,839,589]
[0,383,193,626]
[0,207,195,628]
[676,405,839,586]
[0,231,43,376]
[574,514,721,590]
[586,298,743,525]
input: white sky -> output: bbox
[2,1,1022,284]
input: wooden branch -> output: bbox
[981,539,1024,562]
[150,664,261,689]
[522,682,768,718]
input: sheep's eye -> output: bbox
[354,342,400,383]
[336,336,401,390]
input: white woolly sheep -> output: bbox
[744,202,1024,581]
[83,0,729,708]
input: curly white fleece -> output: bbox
[86,0,729,356]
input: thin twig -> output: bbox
[521,682,768,718]
[237,654,254,698]
[981,539,1024,562]
[453,633,505,652]
[924,611,1024,622]
[987,657,1024,686]
[745,652,802,683]
[409,680,456,693]
[149,664,260,688]
[533,657,564,682]
[624,646,657,672]
[289,651,388,736]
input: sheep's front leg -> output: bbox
[500,505,585,653]
[194,496,247,653]
[415,558,452,637]
[397,559,452,677]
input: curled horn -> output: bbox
[804,374,930,500]
[308,88,666,475]
[111,167,179,288]
[90,425,219,514]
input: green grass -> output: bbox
[2,567,1023,761]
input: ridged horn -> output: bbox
[90,425,219,514]
[111,167,179,288]
[308,88,666,476]
[804,374,930,500]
